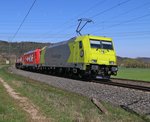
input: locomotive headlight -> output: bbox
[111,67,118,72]
[80,50,84,57]
[91,59,97,63]
[109,61,114,65]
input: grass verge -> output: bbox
[0,78,29,122]
[0,66,149,122]
[114,67,150,82]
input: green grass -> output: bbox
[114,67,150,82]
[0,79,29,122]
[0,66,149,122]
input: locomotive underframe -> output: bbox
[84,64,118,79]
[16,62,117,80]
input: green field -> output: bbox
[0,66,149,122]
[114,67,150,82]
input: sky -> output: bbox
[0,0,150,58]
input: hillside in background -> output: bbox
[0,40,150,67]
[0,40,50,56]
[136,57,150,63]
[117,56,150,68]
[0,40,50,64]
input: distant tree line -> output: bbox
[118,58,150,68]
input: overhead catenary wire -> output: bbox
[23,0,131,40]
[54,0,131,37]
[92,13,150,34]
[73,0,107,19]
[90,0,131,19]
[1,30,150,39]
[41,0,107,38]
[7,0,37,60]
[6,0,149,42]
[10,0,37,42]
[91,1,150,29]
[55,0,131,36]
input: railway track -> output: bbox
[10,67,150,116]
[93,78,150,92]
[13,67,150,92]
[111,78,150,85]
[11,66,150,92]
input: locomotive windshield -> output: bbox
[90,39,113,50]
[101,41,113,50]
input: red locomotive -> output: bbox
[15,49,40,69]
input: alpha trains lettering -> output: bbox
[15,35,118,79]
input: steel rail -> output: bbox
[111,78,150,84]
[93,79,150,92]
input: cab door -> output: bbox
[73,41,84,63]
[78,41,84,63]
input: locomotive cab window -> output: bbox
[90,39,101,48]
[79,41,83,49]
[101,41,113,50]
[90,39,113,50]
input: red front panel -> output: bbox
[35,49,40,64]
[22,49,40,65]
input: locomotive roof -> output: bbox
[24,49,40,55]
[48,37,76,48]
[47,35,112,49]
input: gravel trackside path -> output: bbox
[10,67,150,117]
